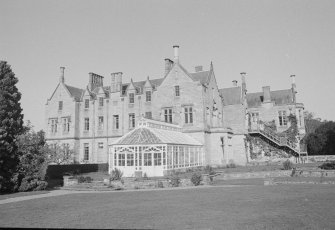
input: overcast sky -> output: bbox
[1,0,335,131]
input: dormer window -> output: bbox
[84,99,89,109]
[146,91,151,102]
[99,97,104,107]
[58,101,63,111]
[129,93,134,104]
[175,85,180,97]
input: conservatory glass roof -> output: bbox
[113,118,203,146]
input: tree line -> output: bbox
[304,111,335,155]
[0,61,73,193]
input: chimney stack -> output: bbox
[290,74,297,103]
[88,72,104,91]
[232,80,238,87]
[195,66,203,72]
[59,67,65,83]
[173,45,179,63]
[262,86,271,103]
[164,58,174,75]
[240,72,247,92]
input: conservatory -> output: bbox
[109,118,204,177]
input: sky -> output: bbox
[1,0,335,131]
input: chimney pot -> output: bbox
[173,45,179,63]
[232,80,238,87]
[60,67,65,83]
[290,74,296,84]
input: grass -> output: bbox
[0,190,49,201]
[1,184,335,229]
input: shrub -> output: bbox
[283,160,294,170]
[18,177,48,192]
[204,165,215,175]
[290,167,297,177]
[143,172,148,180]
[319,161,335,170]
[110,168,123,181]
[156,181,164,188]
[169,175,181,187]
[77,176,92,183]
[46,163,108,180]
[191,173,202,186]
[227,160,236,168]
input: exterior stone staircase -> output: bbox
[248,125,301,157]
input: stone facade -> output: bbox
[45,46,306,167]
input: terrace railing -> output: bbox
[249,124,299,156]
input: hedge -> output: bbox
[46,163,108,179]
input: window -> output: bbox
[113,115,119,129]
[184,107,193,124]
[58,101,63,111]
[129,93,134,104]
[251,112,259,122]
[84,118,89,131]
[146,91,151,102]
[84,99,89,109]
[129,113,135,128]
[154,152,161,166]
[175,85,180,97]
[118,153,125,166]
[144,153,152,166]
[127,153,134,166]
[278,111,287,126]
[145,112,152,119]
[98,116,104,130]
[99,97,104,107]
[98,142,103,149]
[62,117,70,133]
[164,108,172,123]
[84,143,89,161]
[50,119,58,133]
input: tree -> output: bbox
[16,123,48,191]
[307,121,335,155]
[0,61,24,192]
[46,144,76,165]
[304,111,323,135]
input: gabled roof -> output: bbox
[113,118,203,146]
[121,78,164,95]
[65,84,84,101]
[190,71,210,84]
[247,89,294,108]
[219,87,242,105]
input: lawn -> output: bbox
[1,184,335,229]
[0,190,49,201]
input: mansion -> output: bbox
[45,46,306,176]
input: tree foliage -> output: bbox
[306,121,335,155]
[0,61,24,192]
[304,111,323,135]
[47,144,76,165]
[16,122,48,191]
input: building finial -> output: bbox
[210,61,213,71]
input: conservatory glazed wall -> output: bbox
[109,144,204,177]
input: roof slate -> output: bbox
[65,85,84,101]
[114,127,202,146]
[190,71,210,84]
[247,89,293,107]
[219,87,242,105]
